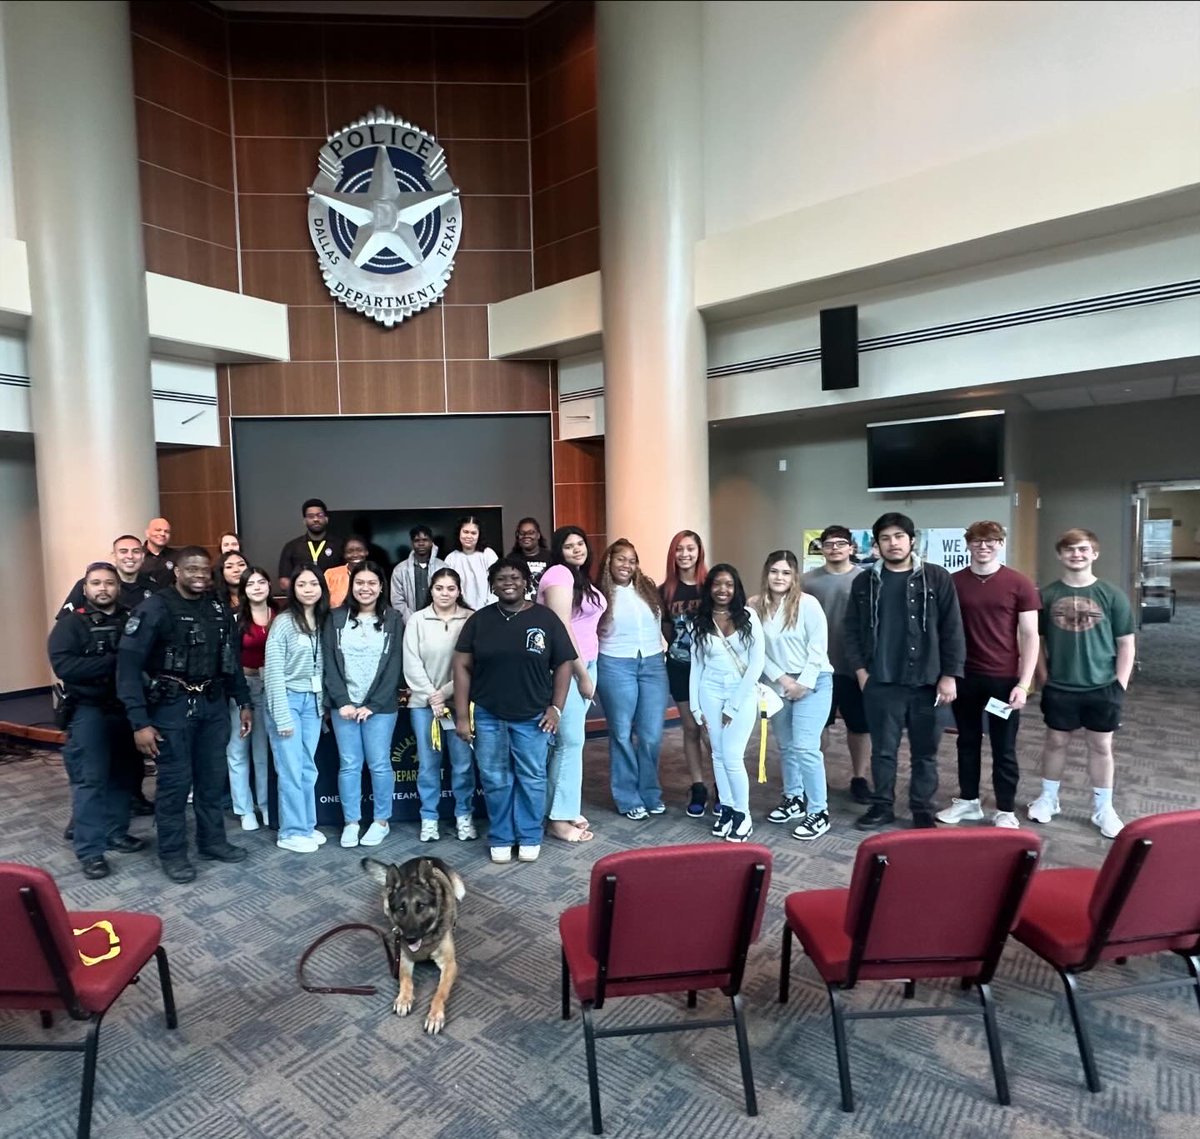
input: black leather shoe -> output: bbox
[81,857,110,880]
[131,797,156,816]
[855,804,896,830]
[199,843,247,863]
[162,860,197,884]
[911,811,938,829]
[107,834,148,853]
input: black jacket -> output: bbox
[48,604,129,707]
[321,607,404,714]
[844,555,965,686]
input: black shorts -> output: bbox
[666,657,691,704]
[1041,682,1124,734]
[827,673,869,735]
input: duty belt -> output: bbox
[155,675,213,693]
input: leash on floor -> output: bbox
[297,923,399,995]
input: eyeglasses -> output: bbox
[821,540,850,550]
[968,539,1001,547]
[516,530,540,538]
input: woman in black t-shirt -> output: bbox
[454,557,575,865]
[660,530,716,818]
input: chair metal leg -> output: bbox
[686,990,697,1009]
[1060,970,1102,1093]
[903,980,916,999]
[779,925,793,1003]
[731,993,758,1116]
[39,1010,53,1029]
[581,1004,603,1135]
[560,948,571,1021]
[77,1019,102,1139]
[154,946,178,1030]
[827,985,855,1112]
[977,982,1011,1106]
[1184,954,1200,1015]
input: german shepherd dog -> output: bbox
[361,856,465,1034]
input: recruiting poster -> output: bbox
[802,527,877,571]
[802,530,825,571]
[919,528,1006,570]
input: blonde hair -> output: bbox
[752,550,803,629]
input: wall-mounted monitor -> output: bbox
[867,410,1005,492]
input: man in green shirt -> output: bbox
[1028,528,1135,839]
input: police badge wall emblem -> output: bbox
[307,108,462,327]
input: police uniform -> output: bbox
[59,574,158,619]
[141,545,178,588]
[117,587,252,878]
[48,603,143,871]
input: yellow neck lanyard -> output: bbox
[307,539,326,563]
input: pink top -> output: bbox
[537,563,607,663]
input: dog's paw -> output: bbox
[393,995,414,1017]
[423,1005,446,1035]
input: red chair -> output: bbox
[780,829,1041,1111]
[0,862,178,1139]
[1012,809,1200,1092]
[559,843,772,1135]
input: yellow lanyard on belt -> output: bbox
[757,698,769,784]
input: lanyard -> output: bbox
[307,539,327,562]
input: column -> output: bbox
[596,0,709,563]
[5,0,159,619]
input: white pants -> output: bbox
[697,675,756,815]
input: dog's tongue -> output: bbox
[407,938,423,953]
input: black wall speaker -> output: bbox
[820,305,859,390]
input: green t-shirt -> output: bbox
[1038,579,1134,691]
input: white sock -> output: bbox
[1092,787,1113,813]
[1041,779,1061,801]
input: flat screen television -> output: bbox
[867,410,1005,492]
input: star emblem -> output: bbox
[309,145,458,269]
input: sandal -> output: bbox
[548,820,594,843]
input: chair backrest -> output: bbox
[0,862,82,1010]
[843,830,1041,984]
[1086,809,1200,963]
[587,843,772,996]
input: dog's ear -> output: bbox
[415,858,433,883]
[360,857,391,885]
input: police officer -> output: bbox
[141,517,178,587]
[117,546,254,883]
[48,562,147,880]
[59,535,158,620]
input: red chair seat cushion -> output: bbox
[785,890,985,985]
[66,910,163,1015]
[560,905,732,1003]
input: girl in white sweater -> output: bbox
[444,516,498,611]
[753,550,834,841]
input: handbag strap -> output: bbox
[714,625,748,677]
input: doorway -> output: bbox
[1131,480,1200,687]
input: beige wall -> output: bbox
[0,441,49,691]
[1148,488,1200,558]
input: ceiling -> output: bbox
[1019,367,1200,411]
[212,0,550,17]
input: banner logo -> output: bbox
[307,108,462,326]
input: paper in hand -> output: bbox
[985,696,1014,720]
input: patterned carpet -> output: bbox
[1136,561,1200,688]
[1,682,1197,1139]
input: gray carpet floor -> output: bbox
[1,682,1197,1139]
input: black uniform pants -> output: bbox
[951,672,1021,811]
[152,693,232,863]
[863,681,939,813]
[64,704,141,860]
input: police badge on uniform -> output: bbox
[307,108,462,327]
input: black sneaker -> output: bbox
[686,783,708,817]
[767,794,807,824]
[855,804,896,830]
[725,811,754,843]
[162,860,196,884]
[710,787,724,817]
[792,811,831,842]
[850,777,872,804]
[81,856,110,880]
[711,806,734,838]
[107,834,147,854]
[198,843,247,863]
[911,811,938,830]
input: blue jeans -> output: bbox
[411,705,477,819]
[268,690,321,840]
[771,671,833,811]
[331,711,398,824]
[226,673,271,821]
[598,652,667,813]
[473,705,551,846]
[546,660,595,821]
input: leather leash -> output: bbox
[297,922,399,996]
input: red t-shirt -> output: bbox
[240,618,271,670]
[952,565,1041,677]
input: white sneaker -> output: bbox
[420,819,439,842]
[517,844,541,862]
[490,846,513,864]
[936,798,985,825]
[1092,805,1124,839]
[310,830,327,845]
[456,815,477,841]
[277,835,318,853]
[359,821,389,847]
[340,823,360,848]
[240,813,260,831]
[1027,794,1061,824]
[993,811,1020,829]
